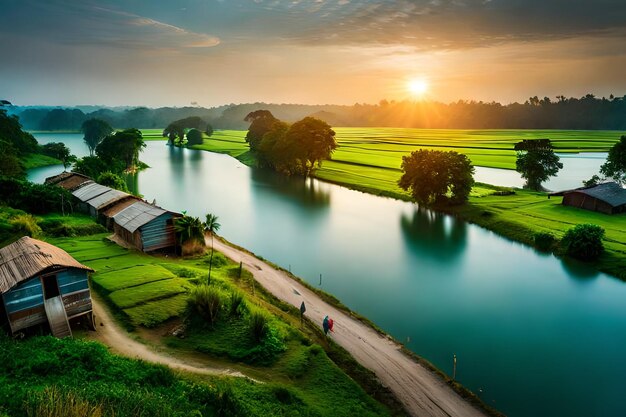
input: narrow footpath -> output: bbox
[90,294,248,379]
[212,238,488,417]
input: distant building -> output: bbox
[562,182,626,214]
[71,181,138,218]
[112,200,180,252]
[45,172,92,191]
[0,237,94,338]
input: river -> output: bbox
[28,133,626,417]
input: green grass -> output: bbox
[21,153,61,169]
[47,233,399,416]
[96,265,177,291]
[0,334,358,417]
[51,235,194,327]
[109,278,191,308]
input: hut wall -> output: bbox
[57,269,91,318]
[140,213,176,252]
[114,222,143,250]
[2,277,46,332]
[563,193,613,214]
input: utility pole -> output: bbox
[453,354,457,381]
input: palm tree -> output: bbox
[204,213,221,284]
[174,215,204,255]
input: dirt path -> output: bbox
[89,295,248,379]
[213,238,488,417]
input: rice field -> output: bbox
[51,235,203,327]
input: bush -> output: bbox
[10,214,42,238]
[249,311,268,342]
[534,232,556,252]
[229,291,246,316]
[204,251,228,268]
[188,285,223,326]
[562,224,605,261]
[97,171,129,192]
[186,129,203,146]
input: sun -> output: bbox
[407,79,429,97]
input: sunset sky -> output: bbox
[2,0,625,107]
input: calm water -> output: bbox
[29,134,626,417]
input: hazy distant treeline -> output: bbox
[8,94,626,131]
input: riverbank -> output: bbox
[211,236,495,417]
[188,129,625,281]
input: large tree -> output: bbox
[96,128,146,172]
[278,117,337,176]
[81,118,113,156]
[514,139,562,190]
[600,135,626,185]
[398,150,475,205]
[41,142,76,171]
[0,109,38,155]
[244,110,278,152]
[186,128,203,146]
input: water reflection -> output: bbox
[250,168,330,209]
[560,257,600,282]
[400,207,467,261]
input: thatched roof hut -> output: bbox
[44,172,92,191]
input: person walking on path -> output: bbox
[323,315,334,335]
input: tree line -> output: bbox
[7,93,626,131]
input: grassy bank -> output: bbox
[184,128,625,280]
[51,233,402,417]
[21,153,61,169]
[0,334,367,417]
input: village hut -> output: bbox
[71,181,137,219]
[0,237,94,338]
[562,182,626,214]
[112,200,180,252]
[44,172,92,191]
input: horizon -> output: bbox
[2,1,626,107]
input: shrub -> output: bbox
[562,224,605,261]
[97,171,129,192]
[188,285,223,326]
[534,232,556,251]
[10,214,42,238]
[186,129,203,146]
[204,251,228,268]
[229,291,246,316]
[249,311,268,342]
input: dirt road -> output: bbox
[213,238,488,417]
[90,295,248,379]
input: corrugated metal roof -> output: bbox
[112,201,169,233]
[86,188,131,210]
[573,182,626,207]
[72,182,111,202]
[0,237,93,294]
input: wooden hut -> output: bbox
[562,182,626,215]
[44,172,92,191]
[0,237,94,337]
[112,201,180,252]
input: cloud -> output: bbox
[0,1,220,51]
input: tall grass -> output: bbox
[188,285,224,326]
[26,386,103,417]
[249,311,268,342]
[230,290,246,316]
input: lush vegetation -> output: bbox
[11,94,626,131]
[561,224,605,261]
[245,111,337,176]
[600,135,626,185]
[163,116,213,146]
[399,150,474,205]
[1,333,367,417]
[81,118,113,156]
[40,142,76,171]
[514,139,563,190]
[48,233,397,416]
[185,128,626,279]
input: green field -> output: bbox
[180,127,626,279]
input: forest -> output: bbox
[7,94,626,131]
